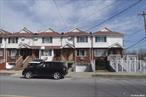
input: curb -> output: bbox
[92,73,146,78]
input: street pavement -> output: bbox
[0,75,146,97]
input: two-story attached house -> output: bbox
[0,27,123,71]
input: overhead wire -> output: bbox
[125,37,146,49]
[52,0,69,30]
[85,0,142,31]
[75,0,121,28]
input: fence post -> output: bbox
[116,60,118,72]
[121,59,124,72]
[140,60,142,72]
[134,60,136,72]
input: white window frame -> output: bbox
[10,49,17,57]
[8,37,18,43]
[42,37,52,43]
[94,49,107,57]
[77,36,88,43]
[95,36,106,42]
[77,49,87,57]
[41,50,52,56]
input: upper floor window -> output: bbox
[0,38,2,43]
[8,37,18,43]
[42,37,52,43]
[77,49,87,57]
[95,36,106,42]
[77,36,88,43]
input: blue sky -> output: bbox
[0,0,146,51]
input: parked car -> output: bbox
[22,61,68,80]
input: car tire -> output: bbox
[53,72,61,80]
[24,72,32,79]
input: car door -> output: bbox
[35,63,46,76]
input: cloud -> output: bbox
[0,0,144,34]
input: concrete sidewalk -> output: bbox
[0,70,146,78]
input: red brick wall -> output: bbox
[0,63,5,70]
[76,56,90,64]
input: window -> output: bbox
[0,38,2,43]
[10,49,17,57]
[0,50,3,56]
[94,49,107,57]
[77,49,87,57]
[77,36,88,42]
[41,50,52,56]
[8,37,18,43]
[95,36,106,42]
[42,37,52,43]
[33,38,38,41]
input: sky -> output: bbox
[0,0,146,51]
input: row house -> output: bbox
[0,27,123,70]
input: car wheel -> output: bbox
[53,72,61,80]
[25,72,32,79]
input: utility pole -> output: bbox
[139,11,146,37]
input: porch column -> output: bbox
[39,50,41,59]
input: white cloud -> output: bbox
[101,16,143,34]
[1,0,142,34]
[26,0,116,31]
[0,1,41,32]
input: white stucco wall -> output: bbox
[62,37,74,48]
[93,36,123,48]
[74,37,91,48]
[32,37,61,46]
[1,35,123,49]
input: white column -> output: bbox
[39,50,41,59]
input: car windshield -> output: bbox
[29,62,41,67]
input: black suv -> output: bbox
[22,61,68,80]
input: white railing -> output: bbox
[109,55,146,73]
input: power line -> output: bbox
[52,0,68,30]
[75,0,121,28]
[125,37,146,49]
[85,0,142,31]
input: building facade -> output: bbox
[0,27,123,70]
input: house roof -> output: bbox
[64,28,90,36]
[93,27,123,37]
[37,28,60,37]
[0,27,123,37]
[0,29,11,37]
[7,27,33,37]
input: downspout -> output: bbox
[61,32,64,61]
[73,35,76,72]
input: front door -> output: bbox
[95,57,108,70]
[20,49,32,59]
[61,48,74,61]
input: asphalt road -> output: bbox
[0,76,146,97]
